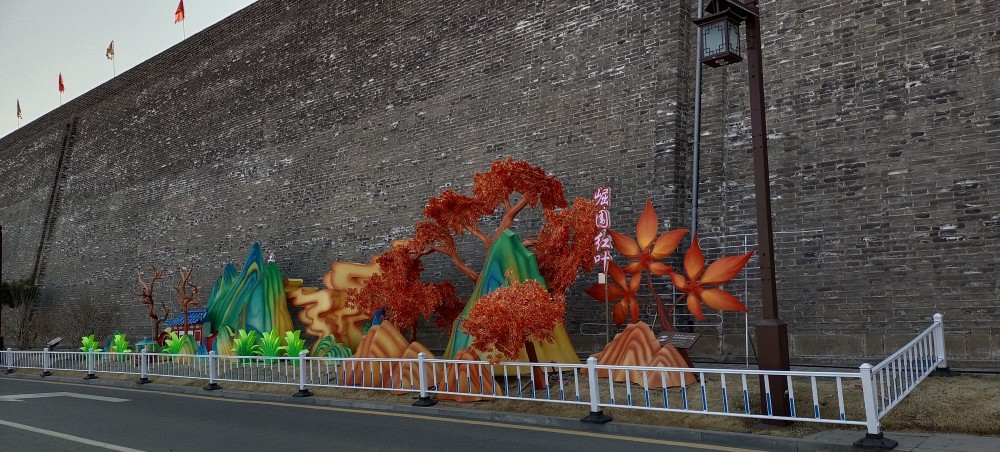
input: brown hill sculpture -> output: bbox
[334,322,496,402]
[337,321,420,388]
[389,341,436,395]
[434,349,498,402]
[588,321,695,388]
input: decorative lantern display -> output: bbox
[693,0,753,67]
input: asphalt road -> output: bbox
[0,377,761,452]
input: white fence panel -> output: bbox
[1,313,949,443]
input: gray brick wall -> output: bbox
[1,0,997,368]
[693,0,1000,367]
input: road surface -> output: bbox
[0,377,761,452]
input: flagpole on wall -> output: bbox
[107,41,116,78]
[176,1,187,39]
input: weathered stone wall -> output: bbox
[1,0,997,368]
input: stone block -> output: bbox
[790,334,865,358]
[966,334,993,361]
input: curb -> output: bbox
[2,372,860,451]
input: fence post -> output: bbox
[204,351,221,391]
[5,348,13,374]
[931,313,954,376]
[412,352,437,407]
[581,356,611,423]
[853,363,898,449]
[41,347,52,377]
[137,348,151,384]
[293,351,313,397]
[84,348,97,380]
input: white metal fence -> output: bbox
[3,314,949,441]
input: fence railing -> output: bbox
[3,314,949,444]
[854,313,947,447]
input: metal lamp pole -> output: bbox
[1,224,4,350]
[742,0,791,424]
[694,0,792,423]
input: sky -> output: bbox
[0,0,257,138]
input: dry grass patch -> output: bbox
[880,373,1000,436]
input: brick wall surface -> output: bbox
[0,0,997,368]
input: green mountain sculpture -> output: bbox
[443,229,578,365]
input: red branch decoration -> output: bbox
[472,158,567,242]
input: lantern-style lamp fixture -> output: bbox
[693,0,756,67]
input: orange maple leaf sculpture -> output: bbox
[606,199,687,331]
[666,234,754,320]
[586,198,755,330]
[608,200,688,276]
[584,262,641,325]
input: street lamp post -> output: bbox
[694,0,791,424]
[1,224,4,351]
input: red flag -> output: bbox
[59,73,65,93]
[175,0,185,23]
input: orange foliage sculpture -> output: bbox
[346,242,462,342]
[460,276,565,365]
[606,199,687,331]
[533,198,601,296]
[347,158,598,365]
[583,199,754,384]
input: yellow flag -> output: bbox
[106,41,115,60]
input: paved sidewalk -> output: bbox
[805,430,1000,452]
[3,372,998,451]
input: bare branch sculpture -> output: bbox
[173,263,200,338]
[138,266,168,340]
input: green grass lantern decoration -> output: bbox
[110,333,131,361]
[79,335,103,352]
